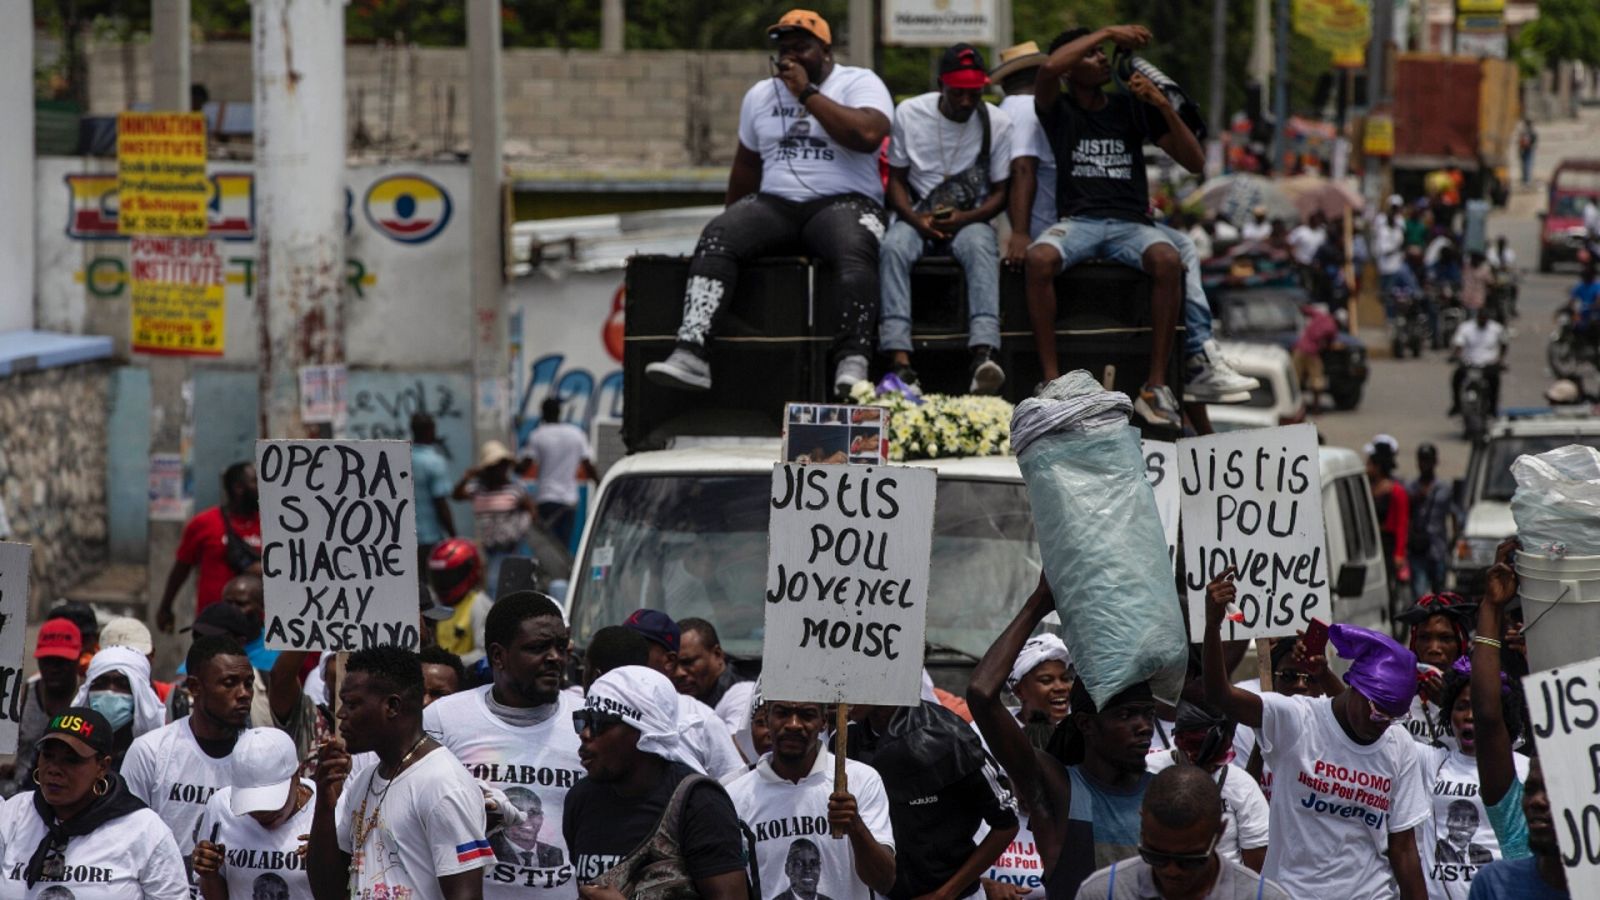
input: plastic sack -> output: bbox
[1016,423,1188,709]
[1511,444,1600,556]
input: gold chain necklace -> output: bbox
[349,735,430,894]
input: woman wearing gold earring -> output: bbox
[0,707,186,900]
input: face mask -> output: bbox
[89,691,134,731]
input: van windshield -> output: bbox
[569,473,1041,662]
[1480,434,1600,502]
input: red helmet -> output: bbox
[428,539,482,606]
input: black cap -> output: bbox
[185,603,261,641]
[938,43,990,89]
[38,707,115,758]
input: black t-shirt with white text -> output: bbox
[562,762,746,887]
[888,762,1018,899]
[1038,91,1168,225]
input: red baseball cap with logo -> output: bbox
[35,619,83,661]
[939,43,990,90]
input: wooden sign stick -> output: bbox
[831,702,849,839]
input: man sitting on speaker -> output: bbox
[1023,26,1206,428]
[877,43,1013,395]
[646,9,894,399]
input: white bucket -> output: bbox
[1516,553,1600,672]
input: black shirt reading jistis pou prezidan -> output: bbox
[1039,92,1168,225]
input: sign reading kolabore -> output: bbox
[761,463,936,706]
[0,543,31,754]
[1178,424,1330,641]
[1523,660,1600,900]
[257,440,420,651]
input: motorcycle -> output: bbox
[1488,270,1518,320]
[1457,365,1495,441]
[1433,282,1464,350]
[1389,289,1430,359]
[1548,307,1600,380]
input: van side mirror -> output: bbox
[1336,561,1367,598]
[1452,477,1467,508]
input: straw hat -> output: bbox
[989,41,1048,83]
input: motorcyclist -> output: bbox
[1449,305,1506,417]
[1572,263,1600,346]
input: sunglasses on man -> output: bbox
[1138,834,1218,871]
[571,710,627,736]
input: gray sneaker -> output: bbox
[834,354,870,398]
[1133,383,1183,429]
[645,348,712,391]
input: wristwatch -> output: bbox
[797,84,820,104]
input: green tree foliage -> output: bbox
[34,0,151,105]
[1513,0,1600,76]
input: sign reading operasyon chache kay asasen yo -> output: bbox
[256,440,420,651]
[1179,424,1330,642]
[0,543,32,755]
[761,463,936,706]
[1523,660,1600,900]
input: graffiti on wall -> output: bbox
[512,282,627,445]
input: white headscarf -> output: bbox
[1007,634,1073,693]
[584,666,696,767]
[73,646,167,738]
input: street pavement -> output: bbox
[1312,107,1600,483]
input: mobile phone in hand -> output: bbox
[933,206,954,222]
[1301,618,1330,657]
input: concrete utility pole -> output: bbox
[993,0,1012,53]
[254,0,347,439]
[601,0,624,53]
[1271,0,1290,172]
[0,3,34,332]
[1207,0,1227,175]
[145,0,189,657]
[1251,0,1272,99]
[468,0,508,447]
[849,0,875,70]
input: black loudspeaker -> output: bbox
[623,255,822,451]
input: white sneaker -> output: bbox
[1184,340,1260,403]
[645,348,712,391]
[834,354,870,398]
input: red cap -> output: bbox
[35,619,83,661]
[939,43,990,90]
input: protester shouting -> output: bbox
[1471,542,1534,862]
[674,618,758,739]
[71,646,166,770]
[969,577,1157,897]
[123,637,257,888]
[1008,633,1074,735]
[193,729,316,900]
[564,666,750,899]
[1145,702,1270,872]
[1073,766,1290,900]
[423,591,585,898]
[0,708,188,900]
[1417,660,1529,899]
[1464,760,1568,899]
[1202,573,1430,899]
[0,619,84,798]
[1396,592,1475,746]
[309,646,490,900]
[724,700,897,899]
[159,461,262,633]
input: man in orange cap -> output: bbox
[646,9,894,400]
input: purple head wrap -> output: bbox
[1330,623,1417,716]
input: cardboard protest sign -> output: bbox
[761,463,936,706]
[1141,440,1179,570]
[1178,424,1330,641]
[0,543,30,754]
[257,440,420,651]
[1523,659,1600,900]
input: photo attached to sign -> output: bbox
[783,403,889,466]
[1178,423,1330,642]
[761,463,936,707]
[256,440,420,652]
[1522,660,1600,900]
[0,543,31,754]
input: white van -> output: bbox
[564,440,1392,685]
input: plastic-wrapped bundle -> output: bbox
[1011,372,1188,708]
[1511,444,1600,557]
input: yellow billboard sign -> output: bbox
[130,237,226,356]
[117,112,209,236]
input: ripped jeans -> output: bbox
[674,192,887,363]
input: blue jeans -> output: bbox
[1156,223,1213,357]
[879,219,1001,352]
[1408,553,1447,597]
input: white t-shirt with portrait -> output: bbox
[1417,746,1530,900]
[1257,693,1430,900]
[887,92,1014,202]
[1147,750,1271,865]
[121,719,246,855]
[334,745,492,900]
[999,93,1056,238]
[196,782,315,900]
[422,687,585,900]
[0,796,188,900]
[737,66,894,203]
[724,744,895,900]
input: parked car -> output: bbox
[1205,342,1306,433]
[1203,278,1370,411]
[1538,159,1600,273]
